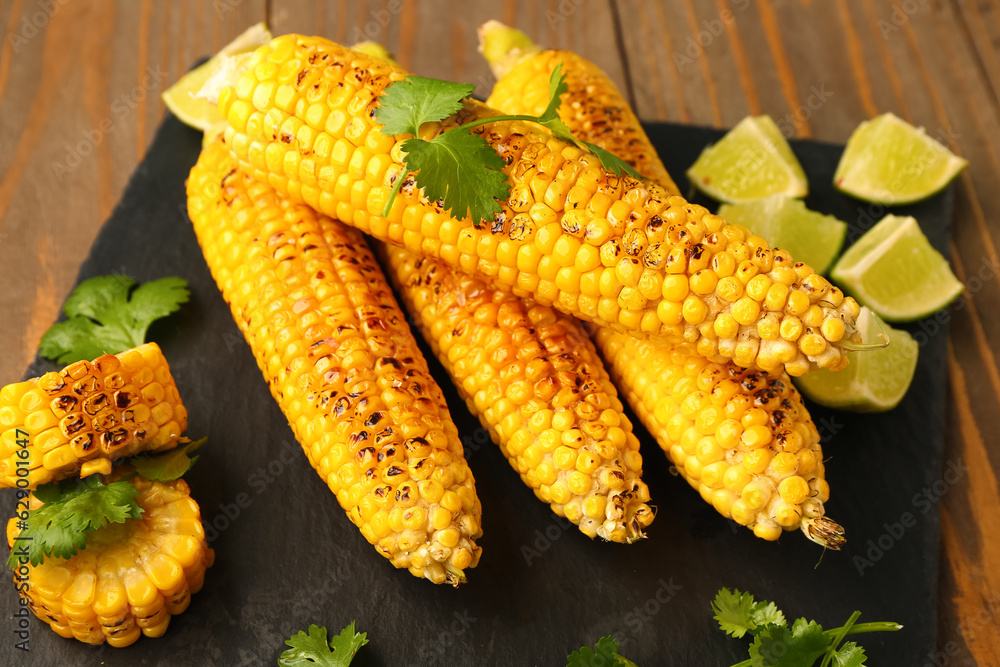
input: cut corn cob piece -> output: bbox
[380,243,654,542]
[217,34,860,377]
[0,343,187,490]
[480,20,680,195]
[6,470,214,647]
[596,332,843,547]
[186,139,482,585]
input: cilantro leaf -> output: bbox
[831,642,867,667]
[567,636,636,667]
[129,437,205,482]
[402,131,509,226]
[40,275,189,364]
[713,588,764,639]
[278,622,368,667]
[9,476,142,567]
[376,76,474,137]
[750,601,787,630]
[581,141,643,179]
[749,619,828,667]
[539,63,569,124]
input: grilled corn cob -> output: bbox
[187,139,482,584]
[492,50,843,546]
[7,470,214,647]
[597,335,842,546]
[216,34,861,376]
[480,20,680,195]
[0,343,186,489]
[380,243,654,542]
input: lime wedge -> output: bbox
[718,195,847,274]
[834,113,967,204]
[162,22,272,131]
[831,214,963,321]
[686,115,808,203]
[794,307,918,412]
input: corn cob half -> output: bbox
[380,243,654,542]
[7,470,214,647]
[0,343,186,490]
[216,34,861,377]
[480,20,680,196]
[187,139,482,584]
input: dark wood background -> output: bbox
[1,1,997,664]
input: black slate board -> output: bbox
[0,114,953,667]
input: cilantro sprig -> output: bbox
[7,439,206,568]
[712,588,902,667]
[375,65,642,227]
[8,475,142,568]
[567,636,637,667]
[40,275,189,364]
[278,622,368,667]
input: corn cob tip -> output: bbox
[801,516,846,550]
[477,20,542,78]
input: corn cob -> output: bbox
[187,139,482,585]
[480,20,680,196]
[596,334,842,546]
[380,243,654,542]
[489,47,844,546]
[0,343,186,490]
[7,470,214,647]
[216,34,861,377]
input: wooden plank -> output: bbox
[0,0,266,384]
[269,0,625,102]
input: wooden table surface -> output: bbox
[1,0,998,663]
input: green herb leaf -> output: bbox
[39,275,189,364]
[567,636,636,667]
[750,601,787,630]
[278,622,368,667]
[402,130,509,226]
[129,437,205,482]
[9,476,142,568]
[581,141,643,179]
[748,619,828,667]
[830,642,866,667]
[713,588,764,639]
[375,76,474,137]
[538,63,568,123]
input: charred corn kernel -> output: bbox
[7,471,213,647]
[595,332,843,546]
[381,244,652,543]
[220,34,860,376]
[0,344,186,489]
[188,141,482,585]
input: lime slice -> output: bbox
[162,22,272,131]
[686,115,808,203]
[718,195,847,274]
[831,214,963,321]
[834,113,967,204]
[794,307,918,412]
